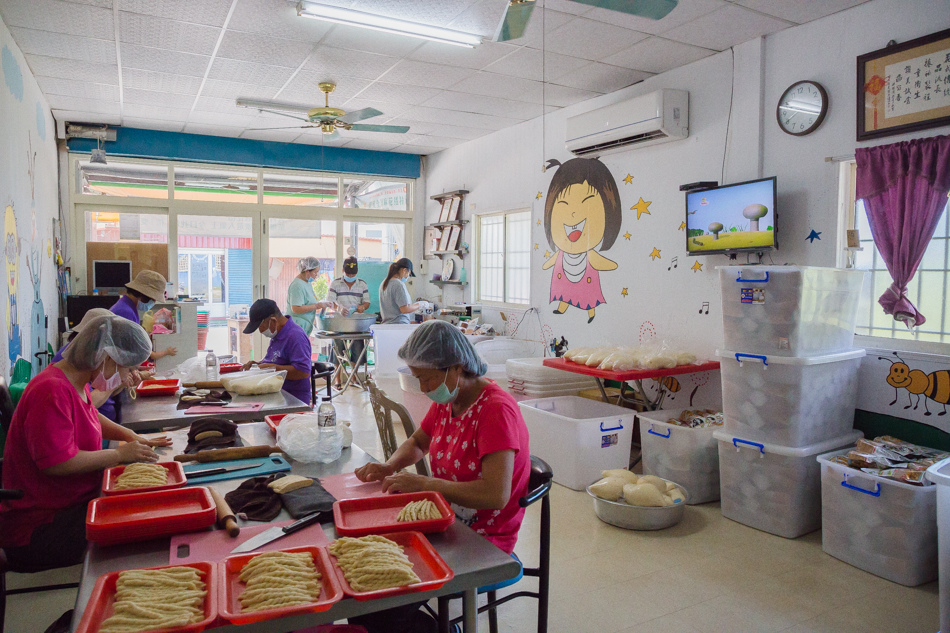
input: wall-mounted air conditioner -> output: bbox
[565,89,688,157]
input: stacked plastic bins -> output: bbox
[638,408,722,505]
[926,457,950,632]
[716,266,866,538]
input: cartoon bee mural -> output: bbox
[879,352,950,416]
[652,376,681,400]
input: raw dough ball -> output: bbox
[661,495,674,507]
[669,489,686,504]
[675,352,697,366]
[602,469,638,485]
[637,475,669,495]
[585,348,613,367]
[623,483,666,507]
[665,481,677,492]
[590,476,626,501]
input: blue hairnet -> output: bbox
[398,320,487,376]
[64,315,152,370]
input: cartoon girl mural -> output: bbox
[5,204,22,365]
[541,158,622,323]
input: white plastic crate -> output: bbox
[519,396,634,491]
[639,408,721,505]
[715,430,862,538]
[720,266,866,357]
[818,449,936,586]
[719,348,865,447]
[926,457,950,632]
[371,324,419,376]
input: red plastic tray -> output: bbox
[333,492,454,537]
[329,531,454,601]
[139,361,155,369]
[265,413,287,435]
[542,357,721,382]
[218,546,343,625]
[74,561,217,633]
[219,362,243,374]
[135,378,182,397]
[86,487,216,545]
[101,461,186,496]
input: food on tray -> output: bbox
[669,489,686,504]
[590,474,685,508]
[98,566,206,632]
[221,370,287,396]
[268,474,313,494]
[239,551,321,613]
[113,463,168,490]
[828,435,950,486]
[665,409,723,428]
[396,499,443,522]
[194,430,223,441]
[329,535,421,592]
[563,342,701,371]
[589,477,626,500]
[636,475,668,495]
[601,468,638,484]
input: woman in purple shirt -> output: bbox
[242,299,313,406]
[112,270,177,362]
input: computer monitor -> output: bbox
[685,177,777,256]
[92,260,132,293]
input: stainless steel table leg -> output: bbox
[462,587,478,633]
[596,378,610,403]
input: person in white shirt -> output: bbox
[327,257,372,386]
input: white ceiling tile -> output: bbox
[394,106,520,130]
[122,68,202,95]
[603,36,715,73]
[341,138,403,152]
[123,87,194,108]
[583,0,727,35]
[0,0,114,39]
[207,58,296,89]
[8,27,116,64]
[45,93,120,114]
[192,95,253,115]
[735,0,869,24]
[662,4,792,51]
[36,76,118,101]
[347,0,475,28]
[26,54,119,84]
[450,71,542,103]
[241,128,306,142]
[320,24,427,57]
[121,44,210,76]
[516,8,574,48]
[420,90,540,119]
[184,122,252,138]
[337,98,412,120]
[541,82,599,108]
[293,131,349,146]
[216,31,315,68]
[63,0,113,7]
[408,40,518,70]
[412,122,487,140]
[228,0,333,42]
[381,59,475,89]
[391,144,441,155]
[116,0,234,27]
[551,62,651,94]
[118,12,221,55]
[446,0,508,36]
[278,72,372,103]
[201,78,276,100]
[407,134,462,148]
[121,117,184,132]
[543,17,649,61]
[187,109,260,127]
[51,109,121,125]
[303,46,399,81]
[348,81,442,105]
[543,0,593,16]
[481,47,589,82]
[121,103,191,120]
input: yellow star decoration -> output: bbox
[679,221,687,231]
[623,231,632,240]
[534,243,539,250]
[544,250,552,258]
[623,174,633,185]
[691,261,703,272]
[537,219,541,226]
[632,197,652,220]
[621,287,629,297]
[536,191,543,199]
[649,247,661,261]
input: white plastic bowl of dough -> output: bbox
[586,477,689,530]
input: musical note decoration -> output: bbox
[649,247,661,261]
[699,301,710,315]
[668,256,678,271]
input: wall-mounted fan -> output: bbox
[495,0,679,41]
[236,82,408,139]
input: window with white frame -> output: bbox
[842,161,950,344]
[476,210,531,305]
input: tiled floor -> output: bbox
[5,382,941,632]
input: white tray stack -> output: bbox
[506,358,596,399]
[717,266,866,538]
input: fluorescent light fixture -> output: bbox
[296,1,482,48]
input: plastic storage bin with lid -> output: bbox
[720,266,866,357]
[639,408,721,505]
[818,449,936,586]
[926,456,950,633]
[519,396,634,491]
[717,348,865,447]
[715,429,862,538]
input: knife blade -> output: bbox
[229,512,322,554]
[185,462,263,479]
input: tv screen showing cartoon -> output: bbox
[685,177,776,255]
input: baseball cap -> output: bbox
[395,257,415,277]
[343,257,358,275]
[243,298,281,334]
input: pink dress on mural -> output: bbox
[549,251,606,310]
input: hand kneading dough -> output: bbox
[623,483,666,507]
[589,476,626,501]
[636,475,669,495]
[601,469,638,485]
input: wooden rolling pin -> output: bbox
[174,445,283,463]
[182,381,224,389]
[208,488,240,537]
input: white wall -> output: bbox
[421,0,950,413]
[0,15,59,380]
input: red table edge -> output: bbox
[541,357,720,382]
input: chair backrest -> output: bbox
[366,379,430,476]
[519,455,553,508]
[10,359,31,385]
[0,376,14,436]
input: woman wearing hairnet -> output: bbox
[0,315,172,570]
[286,256,341,336]
[352,320,530,633]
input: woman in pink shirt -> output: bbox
[354,320,530,633]
[0,314,171,571]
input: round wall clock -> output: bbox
[776,81,828,136]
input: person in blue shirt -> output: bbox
[242,299,313,406]
[111,269,177,362]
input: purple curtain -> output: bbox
[855,135,950,327]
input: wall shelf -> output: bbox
[432,280,468,286]
[432,248,469,256]
[430,220,468,229]
[430,189,469,201]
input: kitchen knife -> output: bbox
[185,462,263,479]
[229,512,322,554]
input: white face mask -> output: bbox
[262,318,278,339]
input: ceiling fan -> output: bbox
[236,82,409,140]
[495,0,679,41]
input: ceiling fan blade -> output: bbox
[348,124,410,134]
[338,107,383,124]
[236,98,313,114]
[569,0,678,20]
[493,0,536,42]
[245,125,314,131]
[253,108,312,123]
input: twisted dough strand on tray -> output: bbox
[328,535,421,592]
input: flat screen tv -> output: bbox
[92,260,132,292]
[685,177,777,256]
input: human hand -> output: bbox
[116,440,158,464]
[242,360,257,371]
[381,471,430,494]
[354,462,396,483]
[258,363,277,371]
[163,347,178,358]
[138,434,173,448]
[356,306,365,313]
[339,305,351,317]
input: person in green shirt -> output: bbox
[286,257,340,336]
